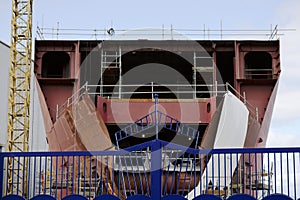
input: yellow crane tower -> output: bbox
[6,0,33,196]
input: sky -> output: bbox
[0,0,300,147]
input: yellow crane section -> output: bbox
[6,0,33,196]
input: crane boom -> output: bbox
[6,0,33,196]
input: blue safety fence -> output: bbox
[1,140,300,200]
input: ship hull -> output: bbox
[33,39,281,199]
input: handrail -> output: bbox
[224,83,259,120]
[244,68,273,79]
[56,82,89,119]
[88,83,216,100]
[36,25,291,40]
[56,82,259,121]
[245,68,272,72]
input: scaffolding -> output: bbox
[100,47,122,98]
[193,52,214,98]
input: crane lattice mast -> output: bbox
[6,0,33,196]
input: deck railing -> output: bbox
[1,140,299,200]
[56,82,259,121]
[36,26,287,41]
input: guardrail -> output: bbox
[56,82,259,121]
[55,83,89,120]
[244,68,273,79]
[36,25,289,40]
[88,83,216,98]
[1,140,299,200]
[224,83,259,121]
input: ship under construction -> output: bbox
[30,37,281,198]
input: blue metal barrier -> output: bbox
[1,140,300,200]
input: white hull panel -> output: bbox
[187,92,249,199]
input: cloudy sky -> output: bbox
[0,0,299,147]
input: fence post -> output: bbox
[0,154,4,197]
[151,140,162,200]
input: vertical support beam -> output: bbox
[6,0,33,197]
[256,107,259,121]
[213,49,217,97]
[151,82,154,99]
[73,41,81,92]
[215,81,218,97]
[56,104,59,120]
[100,49,104,96]
[193,52,197,99]
[234,41,241,92]
[151,140,162,200]
[154,94,158,140]
[118,47,122,99]
[243,91,247,105]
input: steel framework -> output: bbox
[6,0,33,196]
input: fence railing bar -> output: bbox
[181,153,191,196]
[77,156,80,196]
[254,153,258,199]
[293,153,296,199]
[2,146,300,158]
[287,153,290,197]
[229,153,232,196]
[27,157,31,198]
[71,155,74,195]
[169,150,179,195]
[261,153,265,198]
[280,153,283,194]
[105,156,109,196]
[267,153,270,197]
[274,153,277,194]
